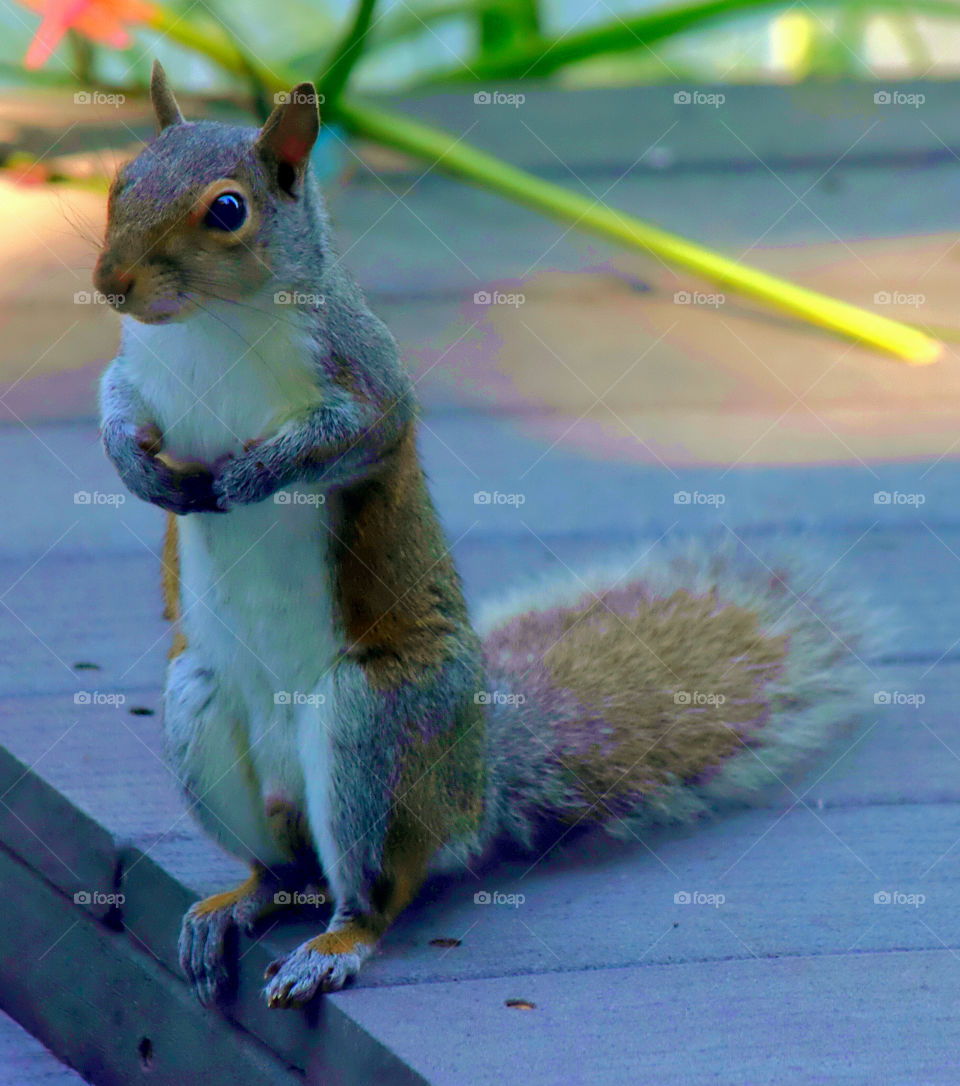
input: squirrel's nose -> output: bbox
[93,256,135,303]
[112,270,135,294]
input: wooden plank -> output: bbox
[4,520,954,693]
[284,800,960,986]
[333,948,960,1085]
[5,420,960,553]
[382,81,960,176]
[0,744,117,921]
[0,840,304,1085]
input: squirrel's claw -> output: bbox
[134,422,163,456]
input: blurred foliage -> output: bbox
[4,0,960,95]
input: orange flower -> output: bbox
[18,0,159,69]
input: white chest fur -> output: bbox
[120,299,322,466]
[121,301,337,810]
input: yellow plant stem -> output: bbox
[146,7,942,365]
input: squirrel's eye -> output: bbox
[203,192,246,231]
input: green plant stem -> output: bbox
[316,0,380,108]
[479,0,541,58]
[366,0,494,49]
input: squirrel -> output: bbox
[96,61,871,1009]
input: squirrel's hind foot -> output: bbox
[263,926,376,1007]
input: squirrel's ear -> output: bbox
[150,60,184,132]
[254,83,320,197]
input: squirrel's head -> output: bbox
[93,61,321,324]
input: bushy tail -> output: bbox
[472,537,882,853]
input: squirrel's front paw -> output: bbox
[263,930,375,1007]
[154,461,222,516]
[178,895,263,1005]
[212,445,283,510]
[104,420,222,515]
